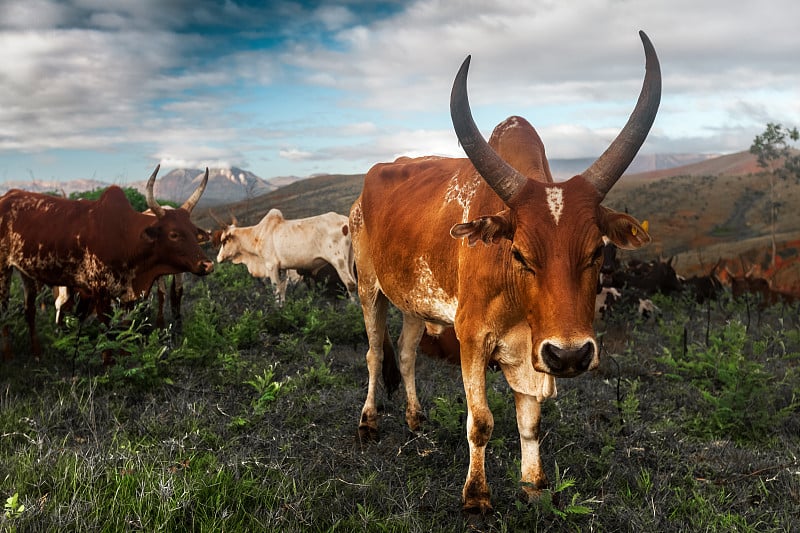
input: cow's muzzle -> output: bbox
[196,260,215,275]
[538,340,597,377]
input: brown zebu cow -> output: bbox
[53,184,211,330]
[350,31,660,512]
[0,165,213,361]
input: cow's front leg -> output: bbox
[514,391,548,502]
[461,351,494,514]
[267,265,285,304]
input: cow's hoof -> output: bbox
[405,410,426,432]
[357,423,379,443]
[462,480,493,515]
[462,499,494,515]
[518,479,548,503]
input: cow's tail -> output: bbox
[381,325,401,396]
[343,223,358,292]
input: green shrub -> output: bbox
[173,293,230,364]
[225,309,266,349]
[658,319,796,442]
[52,303,170,388]
[245,365,284,415]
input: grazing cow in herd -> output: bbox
[215,208,357,303]
[683,261,723,304]
[727,268,797,308]
[349,31,660,512]
[0,166,213,362]
[618,256,682,296]
[50,178,211,329]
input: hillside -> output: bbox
[194,173,365,228]
[550,153,717,181]
[624,150,763,181]
[196,151,800,292]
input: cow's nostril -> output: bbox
[541,341,594,375]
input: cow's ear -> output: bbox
[450,210,513,247]
[142,225,160,243]
[599,206,650,250]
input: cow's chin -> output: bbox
[534,364,587,379]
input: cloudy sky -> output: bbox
[1,0,799,184]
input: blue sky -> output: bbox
[1,0,799,184]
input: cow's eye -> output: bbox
[169,231,180,241]
[512,248,534,273]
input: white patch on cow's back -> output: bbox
[545,186,564,225]
[408,256,458,323]
[444,172,481,222]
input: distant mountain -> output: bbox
[129,167,301,207]
[0,178,111,196]
[0,168,302,206]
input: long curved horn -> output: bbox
[228,208,239,227]
[180,167,209,213]
[450,56,528,205]
[145,164,166,218]
[582,31,662,199]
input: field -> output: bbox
[2,258,799,532]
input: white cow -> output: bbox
[215,209,357,302]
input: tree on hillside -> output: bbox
[750,122,800,269]
[69,187,178,212]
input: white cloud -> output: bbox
[3,0,800,183]
[279,148,316,161]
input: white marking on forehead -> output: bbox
[409,256,458,323]
[444,172,481,222]
[545,186,564,225]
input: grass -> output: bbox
[2,262,800,532]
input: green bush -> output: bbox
[658,319,797,442]
[52,302,170,388]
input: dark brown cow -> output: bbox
[683,261,723,304]
[0,166,213,361]
[350,32,660,512]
